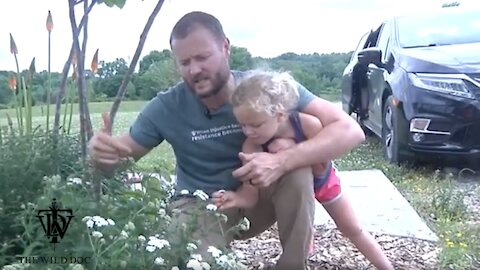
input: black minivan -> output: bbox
[341,7,480,165]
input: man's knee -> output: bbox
[166,197,240,250]
[278,167,314,195]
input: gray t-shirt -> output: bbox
[129,70,316,196]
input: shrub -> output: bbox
[0,131,83,264]
[0,133,247,270]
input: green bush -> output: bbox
[0,130,83,264]
[0,132,248,270]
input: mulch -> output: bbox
[230,225,440,270]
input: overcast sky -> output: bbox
[0,0,477,73]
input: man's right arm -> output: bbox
[90,95,167,175]
[88,131,152,176]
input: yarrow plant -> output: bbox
[2,169,248,270]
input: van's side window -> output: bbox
[376,21,392,62]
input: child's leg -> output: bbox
[314,167,393,270]
[322,194,394,270]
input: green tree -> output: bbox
[135,59,180,100]
[94,58,129,98]
[230,46,254,71]
[139,49,172,75]
[442,1,460,7]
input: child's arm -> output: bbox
[212,139,261,209]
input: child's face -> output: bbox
[233,104,285,145]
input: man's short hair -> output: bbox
[169,11,226,46]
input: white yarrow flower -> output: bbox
[67,177,83,185]
[191,254,202,261]
[186,243,198,252]
[186,259,202,270]
[205,204,217,211]
[146,236,170,251]
[216,255,229,265]
[201,262,211,270]
[86,219,94,229]
[92,231,103,239]
[239,217,250,231]
[207,246,222,258]
[83,216,115,229]
[119,230,129,240]
[138,235,146,243]
[193,190,209,201]
[154,257,165,265]
[106,218,115,226]
[124,221,135,231]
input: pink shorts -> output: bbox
[313,167,342,205]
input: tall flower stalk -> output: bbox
[9,34,35,135]
[46,10,54,133]
[25,58,36,134]
[9,33,23,135]
[63,67,76,134]
[8,74,21,131]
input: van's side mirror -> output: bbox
[358,48,382,66]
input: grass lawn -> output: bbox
[0,100,148,119]
[1,100,478,269]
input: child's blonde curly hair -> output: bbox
[231,71,299,116]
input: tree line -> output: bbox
[0,46,352,109]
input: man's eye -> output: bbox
[196,54,210,61]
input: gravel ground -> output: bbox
[231,225,440,270]
[441,167,480,223]
[458,182,480,224]
[229,173,480,270]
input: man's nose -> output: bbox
[189,61,202,76]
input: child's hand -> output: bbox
[212,190,253,210]
[267,138,296,153]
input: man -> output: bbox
[88,11,365,269]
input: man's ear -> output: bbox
[224,37,231,55]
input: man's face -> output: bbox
[171,27,231,98]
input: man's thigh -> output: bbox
[238,167,314,239]
[167,197,242,250]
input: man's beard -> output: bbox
[190,68,230,99]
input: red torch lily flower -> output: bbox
[91,49,99,74]
[46,10,54,32]
[9,33,18,54]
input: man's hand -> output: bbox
[88,112,132,166]
[267,138,296,153]
[232,152,287,188]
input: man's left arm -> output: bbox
[232,83,365,186]
[279,96,365,173]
